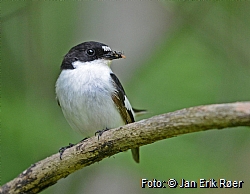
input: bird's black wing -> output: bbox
[110,73,135,124]
[110,73,139,163]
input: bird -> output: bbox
[55,41,140,163]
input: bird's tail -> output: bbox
[132,108,147,117]
[131,147,140,163]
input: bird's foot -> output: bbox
[59,143,75,160]
[95,127,109,140]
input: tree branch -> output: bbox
[1,102,250,194]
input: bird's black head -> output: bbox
[61,41,125,70]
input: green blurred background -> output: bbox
[2,1,250,194]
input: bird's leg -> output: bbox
[95,127,109,140]
[59,138,89,160]
[59,143,75,160]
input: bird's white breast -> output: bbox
[55,60,124,136]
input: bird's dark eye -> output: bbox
[87,49,95,56]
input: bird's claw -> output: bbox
[95,127,109,140]
[59,143,75,160]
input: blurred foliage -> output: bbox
[1,1,250,194]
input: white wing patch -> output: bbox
[124,95,135,116]
[102,46,112,52]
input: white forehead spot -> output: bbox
[102,46,112,52]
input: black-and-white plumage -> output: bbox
[55,41,139,163]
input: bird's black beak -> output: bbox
[103,50,126,60]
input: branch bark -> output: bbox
[1,102,250,194]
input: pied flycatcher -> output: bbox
[55,41,140,163]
